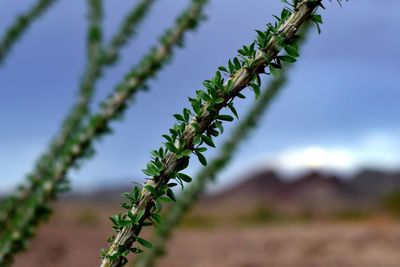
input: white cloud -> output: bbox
[214,130,400,190]
[274,146,356,173]
[262,131,400,174]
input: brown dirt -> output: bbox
[12,202,400,267]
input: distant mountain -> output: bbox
[346,169,400,200]
[206,170,284,203]
[202,169,400,215]
[57,168,400,215]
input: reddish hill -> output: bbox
[201,169,400,215]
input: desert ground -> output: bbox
[12,201,400,267]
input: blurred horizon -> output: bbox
[0,0,399,194]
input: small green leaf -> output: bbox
[196,151,207,166]
[216,114,234,122]
[165,142,178,153]
[151,213,162,225]
[250,83,261,99]
[193,135,201,145]
[284,44,299,57]
[181,149,192,157]
[201,135,215,147]
[311,14,323,24]
[144,185,157,197]
[137,237,153,248]
[269,65,280,78]
[218,66,228,73]
[162,134,172,142]
[196,147,207,153]
[173,114,185,121]
[279,55,296,63]
[167,182,177,188]
[136,209,146,222]
[183,108,191,122]
[227,103,239,119]
[214,121,224,134]
[215,97,224,104]
[198,91,211,102]
[166,188,176,201]
[178,173,192,183]
[159,196,173,202]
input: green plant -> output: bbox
[0,0,156,231]
[100,1,341,266]
[0,0,347,266]
[0,0,58,64]
[133,25,311,267]
[133,72,286,267]
[0,0,207,264]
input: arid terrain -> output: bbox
[12,202,400,267]
[11,169,400,266]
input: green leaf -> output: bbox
[133,186,141,201]
[118,220,132,227]
[218,66,228,73]
[142,162,160,176]
[284,44,299,57]
[195,147,207,153]
[269,65,280,78]
[311,14,323,24]
[196,151,207,166]
[216,114,234,122]
[121,192,133,200]
[250,83,261,99]
[222,81,231,94]
[144,185,157,197]
[130,247,143,254]
[165,142,178,153]
[173,113,185,121]
[228,103,239,119]
[214,121,224,134]
[137,237,153,248]
[193,135,202,145]
[167,182,177,188]
[279,55,296,63]
[201,135,215,147]
[162,134,172,142]
[159,196,173,202]
[190,98,201,115]
[166,188,176,201]
[127,211,136,222]
[215,97,224,104]
[151,213,162,225]
[233,57,241,69]
[181,149,192,157]
[136,209,146,222]
[178,173,192,183]
[183,108,191,122]
[109,215,120,226]
[198,91,211,102]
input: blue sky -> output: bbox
[0,0,399,193]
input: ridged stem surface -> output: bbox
[101,1,322,266]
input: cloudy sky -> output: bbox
[0,0,399,192]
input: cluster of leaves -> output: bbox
[134,65,291,267]
[101,1,339,266]
[0,0,58,64]
[0,0,208,265]
[0,0,347,266]
[134,24,313,267]
[0,0,102,262]
[0,0,103,238]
